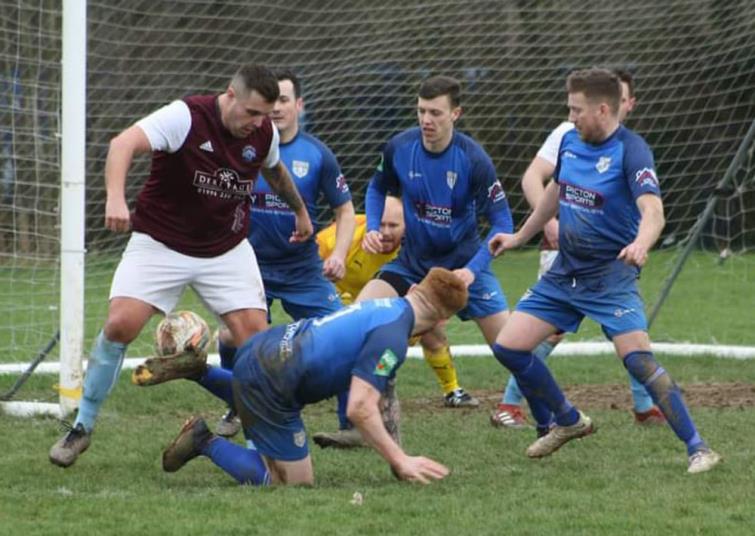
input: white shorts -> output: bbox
[537,250,559,280]
[110,232,267,315]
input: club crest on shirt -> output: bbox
[242,145,256,162]
[374,349,398,377]
[292,160,309,178]
[635,167,659,188]
[446,171,458,189]
[293,430,306,448]
[595,156,612,173]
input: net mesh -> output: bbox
[0,0,753,367]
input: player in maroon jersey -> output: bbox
[49,64,313,468]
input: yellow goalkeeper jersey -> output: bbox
[317,214,399,305]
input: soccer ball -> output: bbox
[154,311,211,357]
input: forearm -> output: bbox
[521,157,555,210]
[517,181,560,243]
[466,203,514,275]
[332,203,356,260]
[365,181,387,231]
[634,196,665,249]
[349,401,406,466]
[104,143,132,201]
[261,163,305,213]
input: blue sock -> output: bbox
[336,391,351,430]
[196,366,235,407]
[218,340,237,370]
[623,351,705,455]
[502,375,524,405]
[203,437,270,486]
[75,331,127,433]
[492,344,576,427]
[501,340,556,405]
[628,374,654,413]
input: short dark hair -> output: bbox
[613,68,635,98]
[230,64,280,103]
[418,75,461,108]
[566,68,621,114]
[273,68,302,99]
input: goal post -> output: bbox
[58,0,86,416]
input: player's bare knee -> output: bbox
[217,327,234,346]
[102,314,144,344]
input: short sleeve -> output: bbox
[622,133,662,199]
[536,121,574,166]
[351,321,409,393]
[136,100,192,153]
[263,123,280,168]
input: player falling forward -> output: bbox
[140,268,468,486]
[313,195,485,448]
[488,68,720,474]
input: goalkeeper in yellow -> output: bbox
[313,195,480,448]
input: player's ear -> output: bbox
[451,106,462,122]
[296,97,304,114]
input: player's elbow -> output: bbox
[346,397,373,425]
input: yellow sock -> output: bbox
[422,345,459,395]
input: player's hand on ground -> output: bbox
[452,268,475,288]
[488,232,520,257]
[362,230,384,254]
[323,255,346,281]
[290,212,314,243]
[105,197,131,232]
[392,455,449,484]
[543,218,559,249]
[618,241,649,267]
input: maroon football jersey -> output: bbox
[131,95,274,257]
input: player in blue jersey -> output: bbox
[491,69,667,430]
[314,75,515,447]
[149,268,467,486]
[214,70,356,437]
[488,68,720,474]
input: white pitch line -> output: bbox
[1,342,754,376]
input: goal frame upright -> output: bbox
[58,0,87,417]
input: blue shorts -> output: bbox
[515,261,647,339]
[232,330,309,462]
[260,262,342,321]
[378,260,508,320]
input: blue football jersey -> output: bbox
[236,298,414,406]
[552,125,662,276]
[365,128,513,277]
[249,131,351,268]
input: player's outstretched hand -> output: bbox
[290,212,314,243]
[488,232,519,257]
[392,455,450,484]
[362,230,384,254]
[105,197,131,232]
[617,241,649,267]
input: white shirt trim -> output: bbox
[136,100,192,153]
[536,121,575,166]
